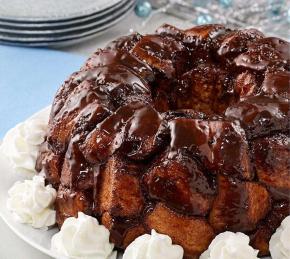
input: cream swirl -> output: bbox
[270,216,290,259]
[7,175,56,229]
[51,212,117,259]
[199,232,259,259]
[0,106,50,174]
[123,229,184,259]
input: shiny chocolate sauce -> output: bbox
[37,24,290,257]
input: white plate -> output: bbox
[0,30,107,47]
[0,0,129,28]
[0,107,272,259]
[0,2,135,46]
[0,0,122,22]
[0,0,134,35]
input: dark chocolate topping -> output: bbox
[37,24,290,257]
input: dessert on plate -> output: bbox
[35,24,290,258]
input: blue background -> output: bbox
[0,46,85,138]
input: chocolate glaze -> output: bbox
[131,34,188,78]
[107,216,142,248]
[63,140,95,191]
[168,118,252,180]
[123,105,163,159]
[261,70,290,99]
[217,29,264,60]
[37,24,290,257]
[251,133,290,200]
[81,102,149,163]
[211,175,251,231]
[83,49,155,83]
[234,37,290,71]
[144,154,216,216]
[225,95,290,138]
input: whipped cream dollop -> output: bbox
[123,229,184,259]
[0,106,50,174]
[270,216,290,259]
[7,175,56,229]
[200,232,259,259]
[51,212,117,259]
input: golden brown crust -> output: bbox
[97,155,145,217]
[145,203,215,258]
[252,134,290,200]
[55,185,93,226]
[209,175,270,232]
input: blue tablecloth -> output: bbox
[0,46,85,138]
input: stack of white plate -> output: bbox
[0,0,135,46]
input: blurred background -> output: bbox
[0,1,289,258]
[0,0,289,52]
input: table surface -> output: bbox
[0,11,185,259]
